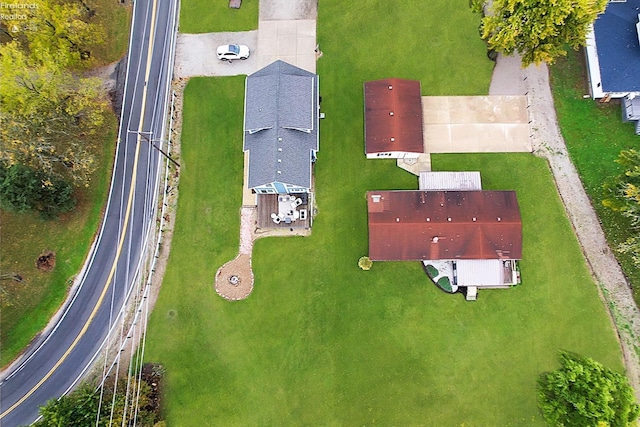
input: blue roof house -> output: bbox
[243,60,320,194]
[585,0,640,133]
[585,0,640,98]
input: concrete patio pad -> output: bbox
[422,96,532,153]
[256,19,317,73]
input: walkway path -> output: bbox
[490,53,640,397]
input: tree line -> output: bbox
[32,363,166,427]
[0,0,108,217]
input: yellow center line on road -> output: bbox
[0,0,160,419]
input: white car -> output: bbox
[216,44,250,60]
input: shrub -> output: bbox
[358,256,373,271]
[437,276,452,292]
[426,264,439,278]
[0,163,75,218]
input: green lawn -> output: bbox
[550,51,640,305]
[179,0,258,33]
[144,1,624,424]
[145,88,622,427]
[91,0,132,65]
[0,114,117,367]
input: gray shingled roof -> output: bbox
[243,61,319,189]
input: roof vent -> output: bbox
[447,217,452,222]
[497,217,501,222]
[432,236,439,243]
[388,85,393,90]
[389,111,394,116]
[472,217,477,222]
[277,171,281,174]
[371,194,381,203]
[278,148,283,152]
[395,217,400,222]
[426,217,430,222]
[277,159,282,163]
[278,137,283,141]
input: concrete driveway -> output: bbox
[422,96,532,153]
[256,20,316,72]
[257,0,318,72]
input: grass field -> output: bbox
[143,1,625,424]
[91,0,132,65]
[549,51,640,305]
[179,0,258,33]
[0,114,117,367]
[144,82,622,427]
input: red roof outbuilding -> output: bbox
[364,78,424,155]
[367,190,522,261]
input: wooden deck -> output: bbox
[257,194,311,230]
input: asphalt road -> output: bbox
[0,0,178,424]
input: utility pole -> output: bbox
[132,131,181,168]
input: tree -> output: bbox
[36,384,102,427]
[0,41,107,186]
[471,0,608,66]
[537,351,640,427]
[604,149,640,223]
[3,0,104,68]
[0,162,76,218]
[0,0,107,188]
[603,149,640,266]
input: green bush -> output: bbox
[426,264,439,278]
[0,163,75,218]
[35,372,164,427]
[358,256,373,271]
[437,276,452,292]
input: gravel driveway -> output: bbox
[174,31,258,79]
[491,53,640,399]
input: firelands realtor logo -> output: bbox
[0,2,38,22]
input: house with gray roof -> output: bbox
[243,60,320,194]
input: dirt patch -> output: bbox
[215,254,254,300]
[36,251,56,272]
[259,0,317,20]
